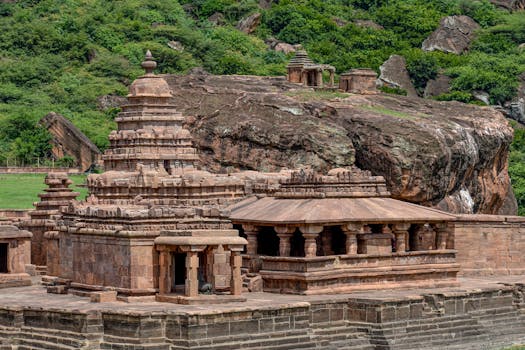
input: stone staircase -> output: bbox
[3,326,100,350]
[169,328,317,350]
[241,273,262,293]
[365,310,523,350]
[311,321,374,350]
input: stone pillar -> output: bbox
[301,71,308,85]
[320,231,333,256]
[185,251,199,297]
[317,70,323,87]
[243,225,259,256]
[300,225,323,258]
[275,226,294,257]
[433,223,450,250]
[329,70,334,87]
[393,223,411,253]
[230,250,242,296]
[343,223,361,255]
[158,249,171,295]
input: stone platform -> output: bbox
[0,276,524,350]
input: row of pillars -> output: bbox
[243,223,451,258]
[298,69,335,88]
[158,247,243,297]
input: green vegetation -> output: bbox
[0,174,87,209]
[359,105,429,120]
[285,90,349,101]
[1,0,525,212]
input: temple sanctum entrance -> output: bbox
[172,252,186,292]
[0,243,7,273]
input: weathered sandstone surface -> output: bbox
[422,15,480,54]
[164,74,515,215]
[490,0,525,10]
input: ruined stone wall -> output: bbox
[0,285,524,349]
[455,215,525,276]
[59,233,157,293]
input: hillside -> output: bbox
[0,0,524,212]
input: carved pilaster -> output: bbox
[275,226,294,257]
[230,251,242,296]
[300,225,323,258]
[433,223,450,250]
[243,224,259,256]
[185,251,199,297]
[343,223,362,255]
[158,249,171,295]
[393,223,411,253]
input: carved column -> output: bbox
[243,225,259,256]
[317,70,323,87]
[329,70,335,87]
[343,223,361,255]
[230,250,242,296]
[393,223,411,253]
[433,223,449,250]
[158,248,171,295]
[185,250,199,297]
[300,225,323,258]
[275,226,294,257]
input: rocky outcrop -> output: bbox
[490,0,525,10]
[424,74,451,98]
[237,12,261,34]
[378,55,418,97]
[40,112,101,171]
[422,15,480,54]
[164,74,515,215]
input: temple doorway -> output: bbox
[0,243,8,273]
[290,229,305,257]
[172,252,186,292]
[257,227,279,256]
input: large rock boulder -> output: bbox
[422,15,480,54]
[236,12,261,34]
[164,74,516,215]
[424,74,452,98]
[378,55,418,97]
[490,0,525,10]
[40,112,101,171]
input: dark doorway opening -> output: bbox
[0,243,8,273]
[257,227,279,256]
[173,253,186,291]
[290,229,305,257]
[234,224,247,254]
[330,226,347,255]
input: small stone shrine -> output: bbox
[20,172,79,272]
[229,167,459,294]
[339,68,379,94]
[0,225,32,289]
[286,49,335,88]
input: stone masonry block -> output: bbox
[90,291,117,303]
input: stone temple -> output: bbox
[0,52,525,349]
[41,52,460,302]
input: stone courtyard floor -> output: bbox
[0,275,523,315]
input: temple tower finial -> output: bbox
[141,50,157,75]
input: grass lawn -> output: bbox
[0,173,87,209]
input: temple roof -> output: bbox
[0,225,32,239]
[228,168,456,224]
[228,196,455,224]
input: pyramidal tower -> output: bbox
[102,50,199,173]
